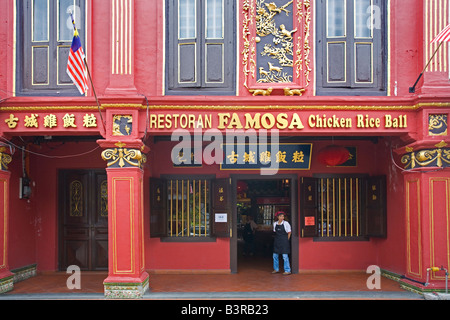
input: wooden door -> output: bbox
[59,170,108,271]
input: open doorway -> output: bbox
[234,177,297,273]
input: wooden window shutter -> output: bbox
[176,0,201,89]
[166,0,201,90]
[364,176,387,238]
[316,0,386,95]
[299,177,319,238]
[211,178,231,237]
[149,178,167,238]
[165,0,235,95]
[352,0,384,90]
[18,0,86,95]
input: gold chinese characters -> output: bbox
[226,150,305,165]
[4,113,98,129]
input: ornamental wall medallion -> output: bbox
[243,0,310,95]
[428,114,448,136]
[112,115,133,136]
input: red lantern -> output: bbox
[317,145,350,167]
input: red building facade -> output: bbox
[0,0,449,298]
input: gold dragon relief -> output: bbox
[242,0,309,95]
[256,0,295,84]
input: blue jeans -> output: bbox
[273,253,291,273]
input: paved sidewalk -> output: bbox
[0,257,424,300]
[0,290,422,300]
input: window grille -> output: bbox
[318,177,362,238]
[167,179,210,237]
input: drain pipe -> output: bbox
[441,267,448,294]
[425,266,449,294]
[400,275,427,286]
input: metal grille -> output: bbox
[167,179,210,237]
[319,177,362,237]
[69,180,83,217]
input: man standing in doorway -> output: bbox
[272,211,291,275]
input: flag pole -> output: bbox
[409,41,444,93]
[83,56,106,132]
[69,12,106,132]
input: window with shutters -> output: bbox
[165,0,236,95]
[300,175,386,240]
[316,0,387,96]
[16,0,86,96]
[150,176,231,240]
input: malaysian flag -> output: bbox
[432,23,450,43]
[67,27,88,95]
[410,23,450,93]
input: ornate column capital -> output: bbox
[101,142,147,169]
[400,141,450,170]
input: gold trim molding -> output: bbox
[402,148,450,170]
[0,106,103,111]
[146,104,420,111]
[1,102,450,112]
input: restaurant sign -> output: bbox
[220,143,312,171]
[147,112,409,131]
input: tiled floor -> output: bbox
[6,256,407,295]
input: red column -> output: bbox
[0,149,13,294]
[100,141,148,298]
[402,169,450,292]
[397,109,450,293]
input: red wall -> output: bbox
[8,151,36,270]
[1,0,419,275]
[374,139,407,275]
[144,138,407,272]
[5,127,407,274]
[8,141,105,271]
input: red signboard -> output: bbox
[305,216,315,226]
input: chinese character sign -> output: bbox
[221,143,312,170]
[3,113,98,131]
